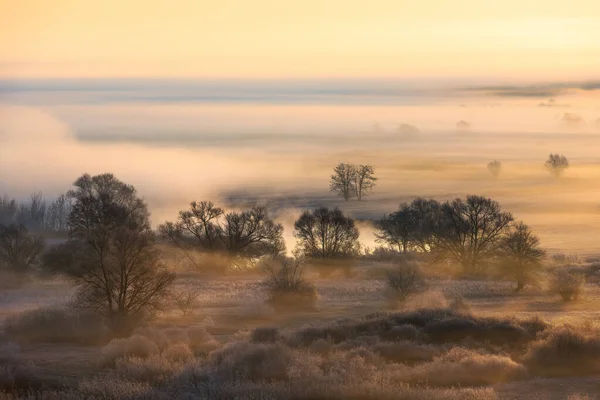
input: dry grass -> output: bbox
[3,307,108,345]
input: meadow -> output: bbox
[1,81,600,399]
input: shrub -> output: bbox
[132,326,170,350]
[385,260,426,308]
[250,327,280,344]
[162,343,194,363]
[3,307,108,344]
[0,342,43,391]
[549,269,585,301]
[187,325,219,354]
[373,341,439,364]
[100,334,160,367]
[172,288,198,316]
[523,325,600,377]
[263,256,317,311]
[209,341,292,381]
[407,348,527,386]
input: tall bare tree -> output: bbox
[375,204,417,253]
[45,194,72,232]
[43,174,174,333]
[330,163,356,201]
[293,207,360,259]
[353,165,377,201]
[499,222,545,292]
[16,192,46,231]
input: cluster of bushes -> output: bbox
[4,305,600,399]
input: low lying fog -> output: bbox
[1,86,600,253]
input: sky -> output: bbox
[1,0,600,80]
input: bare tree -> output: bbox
[45,194,72,232]
[293,207,360,259]
[487,160,502,178]
[16,192,46,231]
[385,259,426,307]
[160,203,284,261]
[375,204,416,253]
[406,198,441,252]
[172,288,199,316]
[353,165,377,201]
[262,255,316,310]
[499,222,545,292]
[43,173,174,333]
[330,163,356,201]
[219,207,285,258]
[545,154,569,178]
[0,224,45,272]
[0,196,18,226]
[431,195,514,275]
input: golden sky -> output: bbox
[1,0,599,79]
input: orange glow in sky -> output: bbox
[1,0,599,79]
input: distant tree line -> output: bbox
[0,193,72,232]
[1,171,551,332]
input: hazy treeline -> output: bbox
[0,193,72,233]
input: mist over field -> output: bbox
[2,79,600,253]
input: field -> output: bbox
[2,83,600,399]
[1,256,600,399]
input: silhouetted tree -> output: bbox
[43,173,174,333]
[487,160,502,178]
[545,154,569,178]
[431,195,514,275]
[16,192,46,231]
[294,207,360,259]
[353,165,377,201]
[160,203,284,260]
[406,198,441,252]
[330,163,356,201]
[45,194,72,232]
[0,224,44,272]
[499,222,545,292]
[375,204,417,253]
[220,207,285,258]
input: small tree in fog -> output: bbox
[330,163,377,201]
[353,164,377,201]
[330,163,356,201]
[43,173,174,333]
[0,224,44,272]
[262,255,316,310]
[487,160,502,178]
[545,154,569,178]
[375,204,417,253]
[385,259,426,307]
[431,195,513,275]
[499,222,545,292]
[294,207,360,259]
